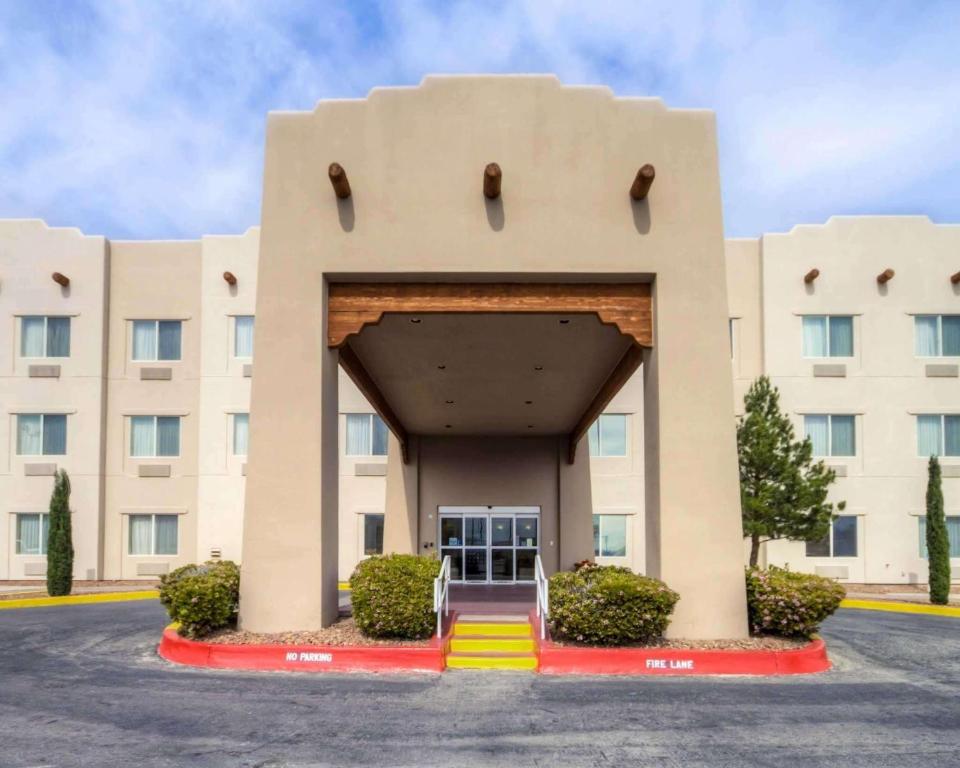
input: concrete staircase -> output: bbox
[445,614,538,671]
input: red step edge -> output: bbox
[528,608,831,676]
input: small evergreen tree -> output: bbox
[46,469,74,597]
[925,457,950,605]
[738,376,844,567]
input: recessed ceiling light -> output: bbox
[534,365,543,371]
[559,319,570,324]
[445,424,452,429]
[525,400,533,405]
[445,400,454,404]
[410,318,421,324]
[527,424,534,429]
[438,364,446,370]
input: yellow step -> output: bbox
[445,653,538,671]
[450,636,536,653]
[452,622,531,638]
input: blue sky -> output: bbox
[1,1,958,239]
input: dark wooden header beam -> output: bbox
[338,343,409,463]
[877,268,895,285]
[51,272,69,287]
[328,162,351,199]
[327,282,653,349]
[567,343,644,464]
[483,163,502,199]
[223,271,237,286]
[804,268,820,284]
[629,164,656,200]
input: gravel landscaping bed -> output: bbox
[549,635,808,651]
[202,616,432,647]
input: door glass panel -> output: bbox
[441,548,462,580]
[491,549,513,582]
[464,517,487,546]
[516,549,536,581]
[441,517,462,547]
[464,549,487,581]
[516,518,538,548]
[491,517,512,546]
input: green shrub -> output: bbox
[548,565,679,646]
[745,566,845,638]
[350,554,440,639]
[46,469,74,597]
[158,560,240,639]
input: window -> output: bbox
[21,316,70,357]
[915,315,960,357]
[363,513,384,556]
[345,413,389,456]
[588,414,627,457]
[130,416,181,457]
[15,513,49,555]
[919,516,960,558]
[593,514,627,557]
[16,414,67,456]
[802,315,853,357]
[806,516,858,557]
[233,413,249,456]
[128,514,178,555]
[803,414,855,457]
[234,316,254,358]
[917,415,960,458]
[132,320,181,361]
[728,318,736,358]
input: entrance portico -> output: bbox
[239,75,748,639]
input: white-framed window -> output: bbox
[806,516,858,557]
[234,316,254,358]
[345,413,388,456]
[802,315,853,357]
[593,514,627,557]
[363,513,385,556]
[16,414,67,456]
[128,514,178,555]
[15,513,49,555]
[233,413,249,456]
[588,414,627,457]
[130,416,181,457]
[917,415,960,457]
[728,318,736,358]
[919,516,960,558]
[803,414,855,457]
[132,320,181,361]
[915,315,960,357]
[21,316,70,358]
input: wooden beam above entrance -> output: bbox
[566,342,644,464]
[338,343,410,462]
[327,282,653,349]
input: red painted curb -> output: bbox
[158,627,447,674]
[529,610,830,676]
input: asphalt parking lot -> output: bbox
[0,601,958,768]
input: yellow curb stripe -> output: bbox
[0,590,159,610]
[338,582,350,591]
[841,598,960,618]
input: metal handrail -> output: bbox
[534,554,549,640]
[433,555,451,638]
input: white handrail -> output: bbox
[433,555,451,638]
[534,554,549,640]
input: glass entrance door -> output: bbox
[439,506,540,584]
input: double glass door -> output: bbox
[439,506,540,584]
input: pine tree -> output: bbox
[925,457,950,605]
[738,376,845,567]
[46,469,74,597]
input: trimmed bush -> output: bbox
[158,560,240,639]
[350,554,440,639]
[745,566,845,638]
[46,469,74,597]
[548,565,679,646]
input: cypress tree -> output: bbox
[926,457,950,605]
[46,469,74,597]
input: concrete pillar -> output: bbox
[643,282,749,639]
[558,438,595,573]
[383,434,418,555]
[238,279,339,632]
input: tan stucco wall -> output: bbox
[240,75,748,637]
[757,217,960,582]
[0,221,108,580]
[103,241,201,579]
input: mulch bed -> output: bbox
[203,616,432,647]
